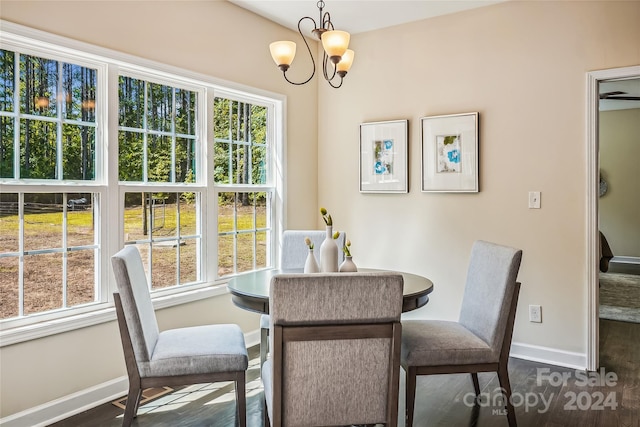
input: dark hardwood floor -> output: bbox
[51,319,639,427]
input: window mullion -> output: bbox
[171,87,176,183]
[176,197,181,286]
[235,102,241,185]
[148,192,153,290]
[18,193,25,317]
[233,194,238,275]
[253,196,257,270]
[143,81,149,183]
[56,60,63,181]
[62,193,68,308]
[248,109,253,186]
[13,51,20,179]
[227,100,232,183]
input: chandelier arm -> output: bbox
[282,71,312,86]
[322,51,338,83]
[326,75,344,89]
[280,16,317,86]
[322,12,334,30]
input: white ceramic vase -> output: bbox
[304,248,320,273]
[320,225,339,272]
[339,255,358,272]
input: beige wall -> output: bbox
[317,0,639,355]
[0,0,319,418]
[599,108,640,257]
[1,0,640,421]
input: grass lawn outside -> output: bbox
[0,202,266,320]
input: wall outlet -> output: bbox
[529,304,542,323]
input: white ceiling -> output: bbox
[599,79,640,111]
[229,0,505,35]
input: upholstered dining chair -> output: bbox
[259,229,346,367]
[262,272,404,427]
[111,246,249,427]
[401,240,523,427]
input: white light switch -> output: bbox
[528,191,541,209]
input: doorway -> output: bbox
[587,65,640,371]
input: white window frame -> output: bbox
[0,21,285,346]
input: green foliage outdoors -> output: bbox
[1,49,270,209]
[213,97,267,205]
[1,50,96,180]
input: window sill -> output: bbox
[0,283,229,348]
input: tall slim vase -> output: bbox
[304,249,320,273]
[320,225,339,272]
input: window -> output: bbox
[0,25,283,339]
[0,47,101,322]
[214,97,272,277]
[118,75,202,289]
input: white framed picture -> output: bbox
[421,112,479,192]
[359,119,409,193]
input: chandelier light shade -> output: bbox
[269,41,297,71]
[321,30,350,63]
[269,0,354,88]
[336,49,354,77]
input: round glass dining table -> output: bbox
[226,268,434,314]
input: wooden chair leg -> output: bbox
[260,327,269,367]
[122,385,142,427]
[471,372,481,397]
[405,367,417,427]
[235,372,247,427]
[497,365,517,427]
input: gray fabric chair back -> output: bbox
[280,229,346,269]
[268,272,403,426]
[111,246,159,364]
[458,240,523,355]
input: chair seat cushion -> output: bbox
[140,324,248,378]
[401,320,498,367]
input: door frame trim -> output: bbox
[586,65,640,371]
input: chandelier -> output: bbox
[269,1,354,89]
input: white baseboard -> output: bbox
[0,330,261,427]
[611,256,640,265]
[609,256,640,274]
[510,341,587,370]
[0,376,129,427]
